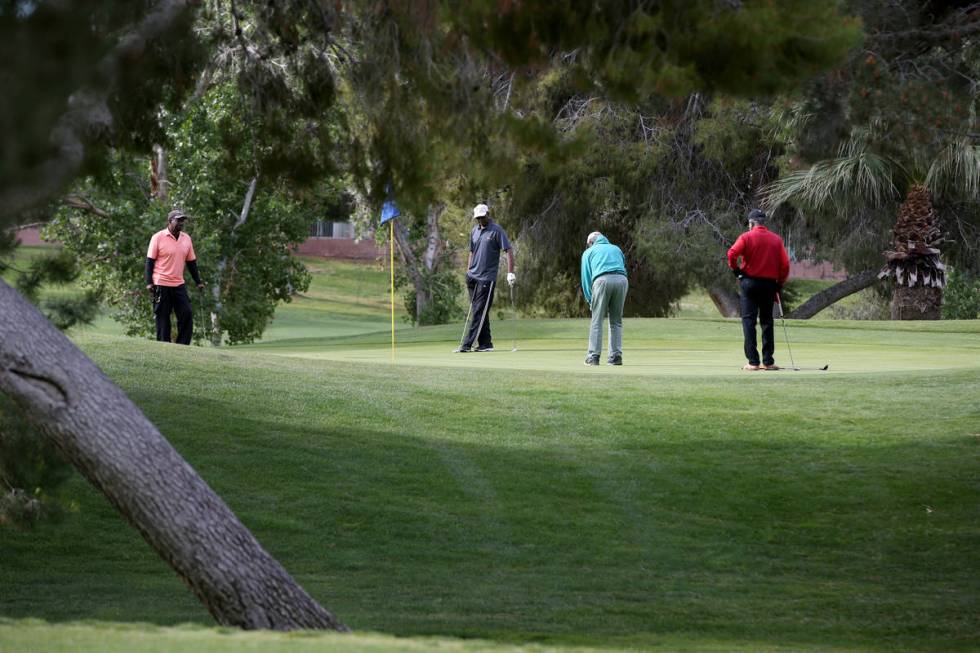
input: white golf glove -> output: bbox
[506,272,516,286]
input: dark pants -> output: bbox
[463,277,495,349]
[739,277,778,366]
[154,284,193,345]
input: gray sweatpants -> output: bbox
[588,273,628,358]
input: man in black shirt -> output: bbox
[455,203,515,353]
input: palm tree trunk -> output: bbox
[891,285,942,320]
[884,183,945,320]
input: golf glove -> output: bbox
[506,272,516,286]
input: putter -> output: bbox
[454,297,475,353]
[773,295,829,371]
[508,283,518,352]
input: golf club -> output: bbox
[775,292,798,370]
[453,297,475,353]
[773,294,829,371]
[509,283,518,352]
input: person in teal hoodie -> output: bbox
[580,232,629,365]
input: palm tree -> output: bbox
[762,130,980,319]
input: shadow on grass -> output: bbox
[1,387,976,652]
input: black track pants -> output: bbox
[463,277,495,350]
[154,284,193,345]
[739,277,778,366]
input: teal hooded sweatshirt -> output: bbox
[580,235,627,304]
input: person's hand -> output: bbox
[731,267,744,279]
[506,272,516,286]
[146,283,154,293]
[197,282,205,291]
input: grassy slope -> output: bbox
[1,256,978,652]
[1,326,978,651]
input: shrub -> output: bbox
[942,268,980,319]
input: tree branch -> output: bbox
[64,196,110,218]
[421,203,445,272]
[391,219,424,288]
[868,4,980,47]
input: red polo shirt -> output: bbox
[727,226,790,285]
[147,229,197,287]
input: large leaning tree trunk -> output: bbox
[391,203,447,325]
[787,269,879,319]
[878,183,946,320]
[0,279,346,631]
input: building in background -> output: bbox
[296,219,384,260]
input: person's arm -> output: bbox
[581,252,593,304]
[145,233,158,289]
[504,249,516,286]
[727,235,745,271]
[186,260,203,287]
[185,238,204,288]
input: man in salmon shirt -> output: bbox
[145,209,205,344]
[727,208,790,371]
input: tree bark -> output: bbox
[708,282,740,317]
[210,177,257,345]
[391,203,445,324]
[151,145,169,202]
[787,269,879,319]
[0,279,346,631]
[891,285,942,320]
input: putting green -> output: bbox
[241,317,980,375]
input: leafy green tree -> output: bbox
[942,267,980,319]
[500,89,802,317]
[47,81,348,344]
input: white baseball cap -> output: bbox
[472,203,489,218]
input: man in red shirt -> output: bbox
[727,208,790,371]
[145,209,205,344]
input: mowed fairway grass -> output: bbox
[1,258,978,652]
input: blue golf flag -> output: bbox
[380,185,400,224]
[380,200,400,224]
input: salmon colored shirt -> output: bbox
[146,229,197,287]
[727,226,790,285]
